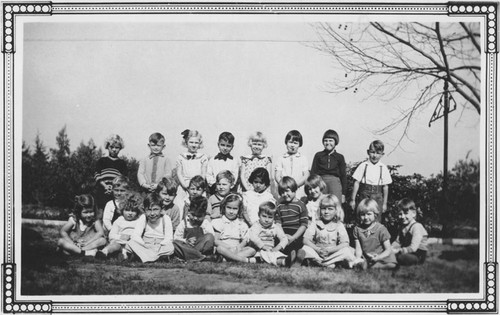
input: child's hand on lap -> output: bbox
[187,237,197,246]
[318,248,329,258]
[262,245,273,251]
[120,234,130,241]
[366,252,378,263]
[286,234,294,242]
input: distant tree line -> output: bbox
[22,126,139,208]
[22,126,479,232]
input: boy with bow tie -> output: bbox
[207,132,240,195]
[137,132,173,192]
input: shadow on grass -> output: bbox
[438,246,479,261]
[22,225,68,271]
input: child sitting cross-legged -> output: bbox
[126,193,174,263]
[173,196,215,262]
[57,195,107,258]
[295,194,356,268]
[248,201,289,266]
[212,194,256,262]
[96,192,142,260]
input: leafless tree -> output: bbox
[312,22,480,149]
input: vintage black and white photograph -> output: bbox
[2,1,497,313]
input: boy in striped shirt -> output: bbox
[275,176,309,258]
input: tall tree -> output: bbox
[30,133,51,205]
[49,126,72,207]
[70,139,102,195]
[312,22,480,148]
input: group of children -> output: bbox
[57,129,428,270]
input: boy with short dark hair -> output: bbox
[137,132,172,192]
[173,196,215,261]
[275,176,308,258]
[350,140,393,215]
[207,132,240,194]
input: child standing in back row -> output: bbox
[310,129,347,204]
[350,140,392,215]
[94,134,128,216]
[176,129,209,204]
[138,132,173,192]
[240,131,273,192]
[275,130,309,199]
[207,132,239,195]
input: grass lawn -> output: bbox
[21,222,480,295]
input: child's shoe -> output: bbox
[352,258,368,270]
[95,250,107,261]
[292,249,306,268]
[285,250,297,267]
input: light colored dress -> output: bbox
[126,214,174,263]
[302,219,356,268]
[275,152,309,198]
[175,152,209,205]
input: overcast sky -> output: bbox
[22,19,481,176]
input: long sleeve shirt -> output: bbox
[310,150,347,194]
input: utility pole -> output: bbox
[429,81,456,216]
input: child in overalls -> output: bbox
[126,193,174,263]
[350,140,392,219]
[173,195,215,261]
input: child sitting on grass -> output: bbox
[353,198,397,269]
[207,170,235,221]
[173,196,215,261]
[57,195,106,258]
[391,198,428,266]
[300,174,327,222]
[157,176,181,231]
[295,194,356,268]
[275,176,308,259]
[96,192,142,260]
[242,168,276,226]
[181,175,209,220]
[212,194,256,262]
[102,175,129,233]
[248,201,289,266]
[126,193,174,263]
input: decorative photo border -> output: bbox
[1,1,497,313]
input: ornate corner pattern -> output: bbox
[449,3,497,53]
[447,263,497,313]
[2,264,52,313]
[2,2,52,53]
